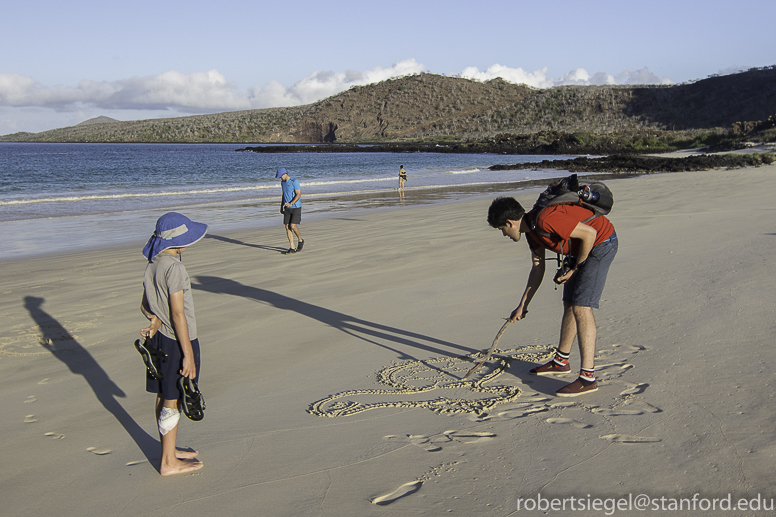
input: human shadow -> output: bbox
[192,276,475,360]
[206,234,287,253]
[23,296,159,467]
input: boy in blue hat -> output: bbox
[139,212,207,475]
[276,168,304,254]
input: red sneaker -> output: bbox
[530,360,572,376]
[555,377,599,397]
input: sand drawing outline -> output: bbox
[308,344,553,417]
[309,342,654,420]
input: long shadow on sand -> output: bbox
[206,234,287,253]
[23,296,159,466]
[193,276,475,360]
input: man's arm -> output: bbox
[284,189,301,207]
[555,222,597,284]
[169,290,196,379]
[511,247,546,322]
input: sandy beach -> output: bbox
[2,164,776,516]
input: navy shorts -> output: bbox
[283,207,301,225]
[563,233,618,309]
[145,332,201,401]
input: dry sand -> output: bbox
[1,165,775,516]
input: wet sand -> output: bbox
[1,165,775,515]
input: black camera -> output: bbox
[553,255,577,284]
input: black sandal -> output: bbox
[134,338,166,380]
[178,377,206,421]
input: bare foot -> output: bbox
[160,458,203,476]
[176,448,199,460]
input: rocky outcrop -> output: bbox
[488,153,775,173]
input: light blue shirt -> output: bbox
[281,177,302,208]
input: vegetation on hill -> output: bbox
[2,67,775,149]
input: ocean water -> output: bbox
[0,142,571,259]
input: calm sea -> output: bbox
[0,143,571,259]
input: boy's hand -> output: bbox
[140,315,162,339]
[180,355,197,379]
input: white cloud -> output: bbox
[612,68,673,85]
[716,65,749,76]
[458,65,673,87]
[0,70,251,112]
[0,60,426,116]
[249,59,426,107]
[459,64,553,88]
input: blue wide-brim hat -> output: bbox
[142,212,208,261]
[276,167,288,178]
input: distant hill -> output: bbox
[76,116,119,126]
[2,67,775,144]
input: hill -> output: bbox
[2,67,775,144]
[76,116,118,126]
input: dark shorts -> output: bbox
[563,233,618,309]
[145,332,201,401]
[283,207,301,225]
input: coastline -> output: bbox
[0,174,616,261]
[2,165,776,516]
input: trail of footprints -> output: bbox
[23,378,113,456]
[384,430,497,452]
[358,343,661,505]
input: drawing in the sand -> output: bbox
[309,342,655,420]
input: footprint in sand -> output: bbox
[596,363,635,379]
[497,406,549,419]
[444,430,496,444]
[384,434,445,452]
[38,378,49,385]
[620,383,649,396]
[371,481,422,505]
[86,447,112,455]
[546,417,592,429]
[24,415,37,423]
[126,460,147,466]
[600,434,661,443]
[24,396,37,404]
[385,431,496,451]
[45,432,65,439]
[592,408,645,416]
[594,398,662,416]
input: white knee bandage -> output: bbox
[158,407,180,436]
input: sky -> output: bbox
[1,0,774,135]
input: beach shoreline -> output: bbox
[1,173,620,261]
[2,166,776,516]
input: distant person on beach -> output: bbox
[487,196,617,397]
[398,165,407,192]
[277,167,304,254]
[139,212,207,475]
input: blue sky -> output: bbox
[1,0,773,135]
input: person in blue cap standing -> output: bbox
[139,212,207,475]
[276,168,304,254]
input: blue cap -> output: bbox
[276,168,289,179]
